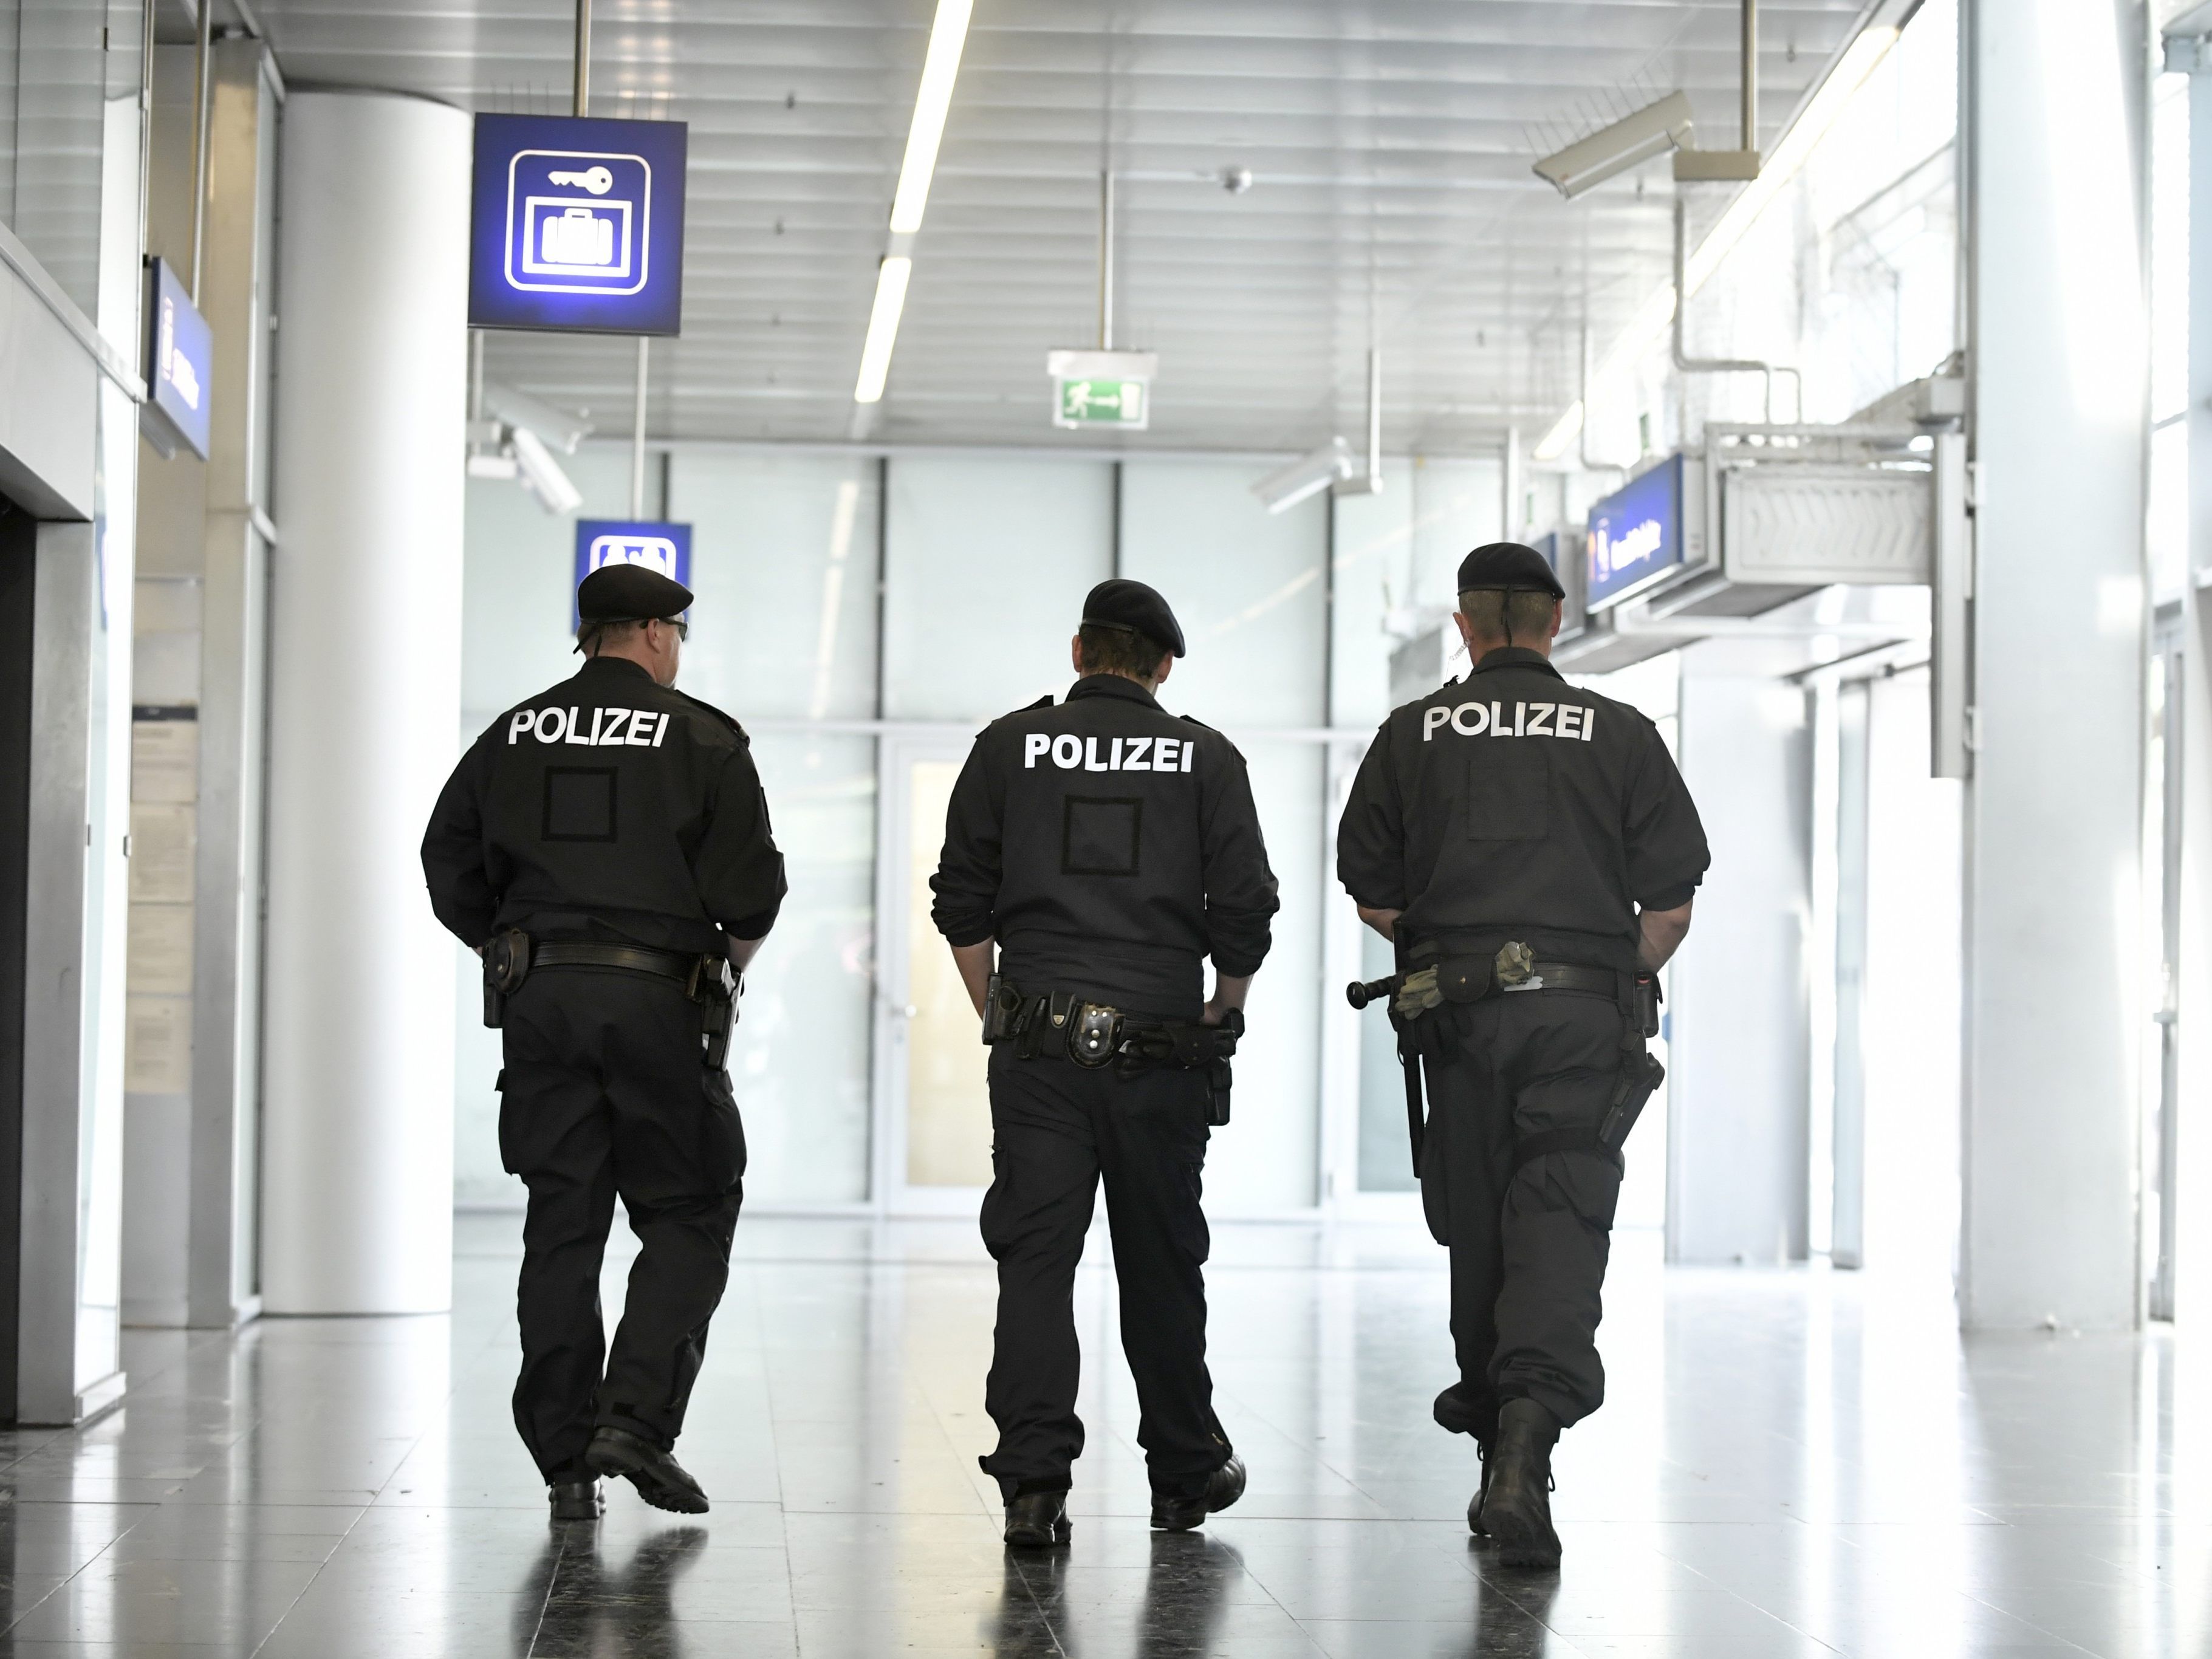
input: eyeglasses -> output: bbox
[660,618,689,641]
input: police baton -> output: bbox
[1345,974,1399,1010]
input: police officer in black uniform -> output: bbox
[421,564,786,1523]
[1337,543,1708,1568]
[931,579,1280,1549]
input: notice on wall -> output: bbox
[129,804,195,905]
[125,994,191,1094]
[131,718,199,804]
[127,903,193,996]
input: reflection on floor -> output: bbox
[0,1213,2203,1656]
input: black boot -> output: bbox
[1478,1398,1561,1568]
[548,1479,603,1522]
[1149,1454,1246,1532]
[1465,1440,1493,1538]
[586,1425,710,1514]
[1002,1490,1072,1548]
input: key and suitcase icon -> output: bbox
[539,207,615,267]
[505,149,652,294]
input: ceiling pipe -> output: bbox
[1671,195,1785,422]
[1097,170,1115,351]
[1742,0,1759,152]
[188,0,212,301]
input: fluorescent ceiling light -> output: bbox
[887,0,974,234]
[1533,24,1902,461]
[1532,400,1585,464]
[853,256,914,404]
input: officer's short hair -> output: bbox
[1078,622,1171,680]
[1459,588,1556,644]
[577,617,656,656]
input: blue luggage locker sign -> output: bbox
[143,258,213,460]
[573,521,693,627]
[470,114,687,335]
[1584,454,1685,611]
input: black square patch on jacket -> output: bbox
[543,767,619,843]
[1062,796,1143,876]
[1465,744,1549,840]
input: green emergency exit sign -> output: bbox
[1056,377,1147,427]
[1046,348,1159,433]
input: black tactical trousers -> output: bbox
[977,1045,1231,1502]
[1417,991,1626,1440]
[498,968,745,1483]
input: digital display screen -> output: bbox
[1586,454,1684,610]
[470,114,688,336]
[144,258,213,460]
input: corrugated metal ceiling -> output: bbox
[247,0,1876,453]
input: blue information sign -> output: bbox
[1585,454,1685,610]
[573,521,693,626]
[470,114,688,335]
[143,258,213,460]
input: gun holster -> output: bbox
[981,973,1027,1045]
[482,929,532,1028]
[694,957,739,1072]
[1598,974,1666,1151]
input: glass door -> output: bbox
[871,735,994,1216]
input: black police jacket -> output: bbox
[930,674,1279,1020]
[420,656,786,955]
[1336,646,1708,973]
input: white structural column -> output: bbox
[1667,668,1812,1264]
[1958,1,2146,1330]
[262,92,467,1313]
[2169,54,2212,1329]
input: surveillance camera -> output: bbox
[1533,91,1694,199]
[482,381,594,454]
[1221,166,1253,194]
[509,426,584,516]
[1252,437,1355,515]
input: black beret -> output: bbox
[577,562,693,624]
[1456,541,1564,601]
[1081,578,1185,658]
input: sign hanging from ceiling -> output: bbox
[142,258,213,460]
[1586,454,1685,611]
[470,114,688,336]
[572,520,693,628]
[1046,348,1159,431]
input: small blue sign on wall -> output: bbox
[470,114,687,336]
[573,521,693,627]
[143,258,213,460]
[1585,454,1685,611]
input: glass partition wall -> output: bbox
[456,446,1537,1219]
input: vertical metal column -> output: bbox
[1097,170,1115,351]
[188,0,213,299]
[629,338,648,519]
[572,0,591,117]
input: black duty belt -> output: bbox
[533,940,708,988]
[483,931,740,1069]
[1344,940,1664,1177]
[979,974,1242,1124]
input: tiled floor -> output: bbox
[1,1213,2205,1656]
